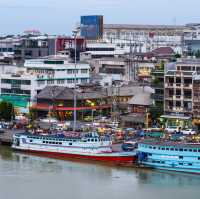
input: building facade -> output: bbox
[0,56,91,111]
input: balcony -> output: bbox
[183,84,192,89]
[183,95,192,101]
[165,83,174,88]
[165,106,192,113]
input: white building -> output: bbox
[80,42,125,60]
[103,24,188,54]
[0,56,91,108]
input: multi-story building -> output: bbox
[14,36,56,60]
[151,63,165,107]
[164,70,194,117]
[103,24,188,53]
[0,56,91,111]
[193,75,200,126]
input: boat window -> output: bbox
[91,139,94,142]
[170,148,174,151]
[87,139,90,142]
[161,148,165,150]
[148,153,152,156]
[166,148,169,150]
[179,148,183,151]
[158,147,161,150]
[153,147,156,149]
[189,149,192,152]
[179,156,183,159]
[184,149,187,152]
[43,141,45,144]
[95,139,98,142]
[46,142,49,144]
[179,163,183,165]
[193,149,197,152]
[188,163,192,166]
[198,149,200,152]
[59,142,62,145]
[30,140,33,142]
[175,148,178,151]
[161,161,165,164]
[198,157,200,160]
[69,143,72,146]
[149,146,152,149]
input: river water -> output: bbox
[0,146,200,199]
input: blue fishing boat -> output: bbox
[137,140,200,174]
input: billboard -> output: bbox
[80,15,103,40]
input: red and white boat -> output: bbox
[12,132,137,165]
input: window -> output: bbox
[193,149,197,152]
[69,143,72,146]
[67,69,73,74]
[179,163,183,165]
[153,147,156,149]
[166,148,169,151]
[81,78,88,83]
[175,148,178,151]
[198,157,200,160]
[67,79,75,83]
[179,148,183,152]
[170,148,174,151]
[57,79,65,84]
[47,80,54,84]
[148,153,152,156]
[184,149,187,152]
[189,149,192,152]
[179,156,183,159]
[188,163,192,166]
[81,69,88,74]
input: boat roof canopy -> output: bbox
[160,115,191,120]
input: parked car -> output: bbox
[165,126,196,135]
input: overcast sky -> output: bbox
[0,0,200,35]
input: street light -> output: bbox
[91,102,95,123]
[73,29,78,132]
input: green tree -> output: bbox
[0,101,15,121]
[174,53,181,58]
[149,103,164,122]
[195,49,200,58]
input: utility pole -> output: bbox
[73,29,78,132]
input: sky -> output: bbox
[0,0,200,35]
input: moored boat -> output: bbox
[137,140,200,173]
[12,132,136,165]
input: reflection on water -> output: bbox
[0,146,200,199]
